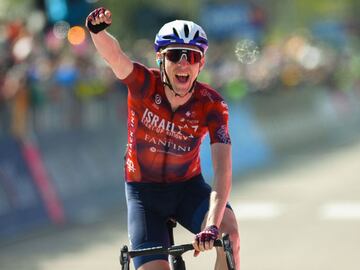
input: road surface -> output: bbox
[1,141,360,270]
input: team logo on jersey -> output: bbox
[145,134,192,153]
[141,107,200,141]
[217,125,231,144]
[155,94,162,105]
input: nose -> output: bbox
[178,53,189,65]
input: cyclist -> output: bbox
[86,7,240,270]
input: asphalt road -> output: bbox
[1,141,360,270]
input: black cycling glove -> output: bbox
[195,225,219,243]
[85,7,111,34]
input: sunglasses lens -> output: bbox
[165,50,183,63]
[165,49,202,64]
[187,51,202,64]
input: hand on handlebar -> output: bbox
[192,225,219,257]
[85,7,112,34]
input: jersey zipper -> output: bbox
[161,109,175,183]
[160,85,196,183]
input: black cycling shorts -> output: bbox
[125,174,232,269]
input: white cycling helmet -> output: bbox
[154,20,208,53]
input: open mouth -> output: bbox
[175,74,190,84]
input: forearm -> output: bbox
[206,169,232,228]
[206,143,232,228]
[91,31,119,63]
[90,30,133,79]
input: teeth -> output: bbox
[177,74,188,76]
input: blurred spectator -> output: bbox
[0,20,31,139]
[0,1,360,140]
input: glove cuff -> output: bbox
[206,225,219,237]
[87,21,110,34]
[86,7,111,34]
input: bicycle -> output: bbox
[120,219,235,270]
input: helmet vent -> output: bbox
[172,27,180,38]
[193,30,199,40]
[184,24,189,38]
[162,35,173,40]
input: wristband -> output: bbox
[86,7,111,34]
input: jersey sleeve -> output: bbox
[120,62,157,99]
[206,98,231,145]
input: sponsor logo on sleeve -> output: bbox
[217,125,231,144]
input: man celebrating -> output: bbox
[86,7,240,270]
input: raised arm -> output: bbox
[85,7,133,80]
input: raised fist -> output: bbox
[85,7,112,34]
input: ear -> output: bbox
[156,52,162,67]
[199,56,206,71]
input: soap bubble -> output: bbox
[235,39,260,64]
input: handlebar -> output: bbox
[126,239,223,258]
[120,234,235,270]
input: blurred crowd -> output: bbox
[1,8,360,141]
[0,17,126,140]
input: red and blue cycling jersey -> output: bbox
[121,62,231,183]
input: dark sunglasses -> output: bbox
[162,48,203,64]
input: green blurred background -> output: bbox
[1,1,360,269]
